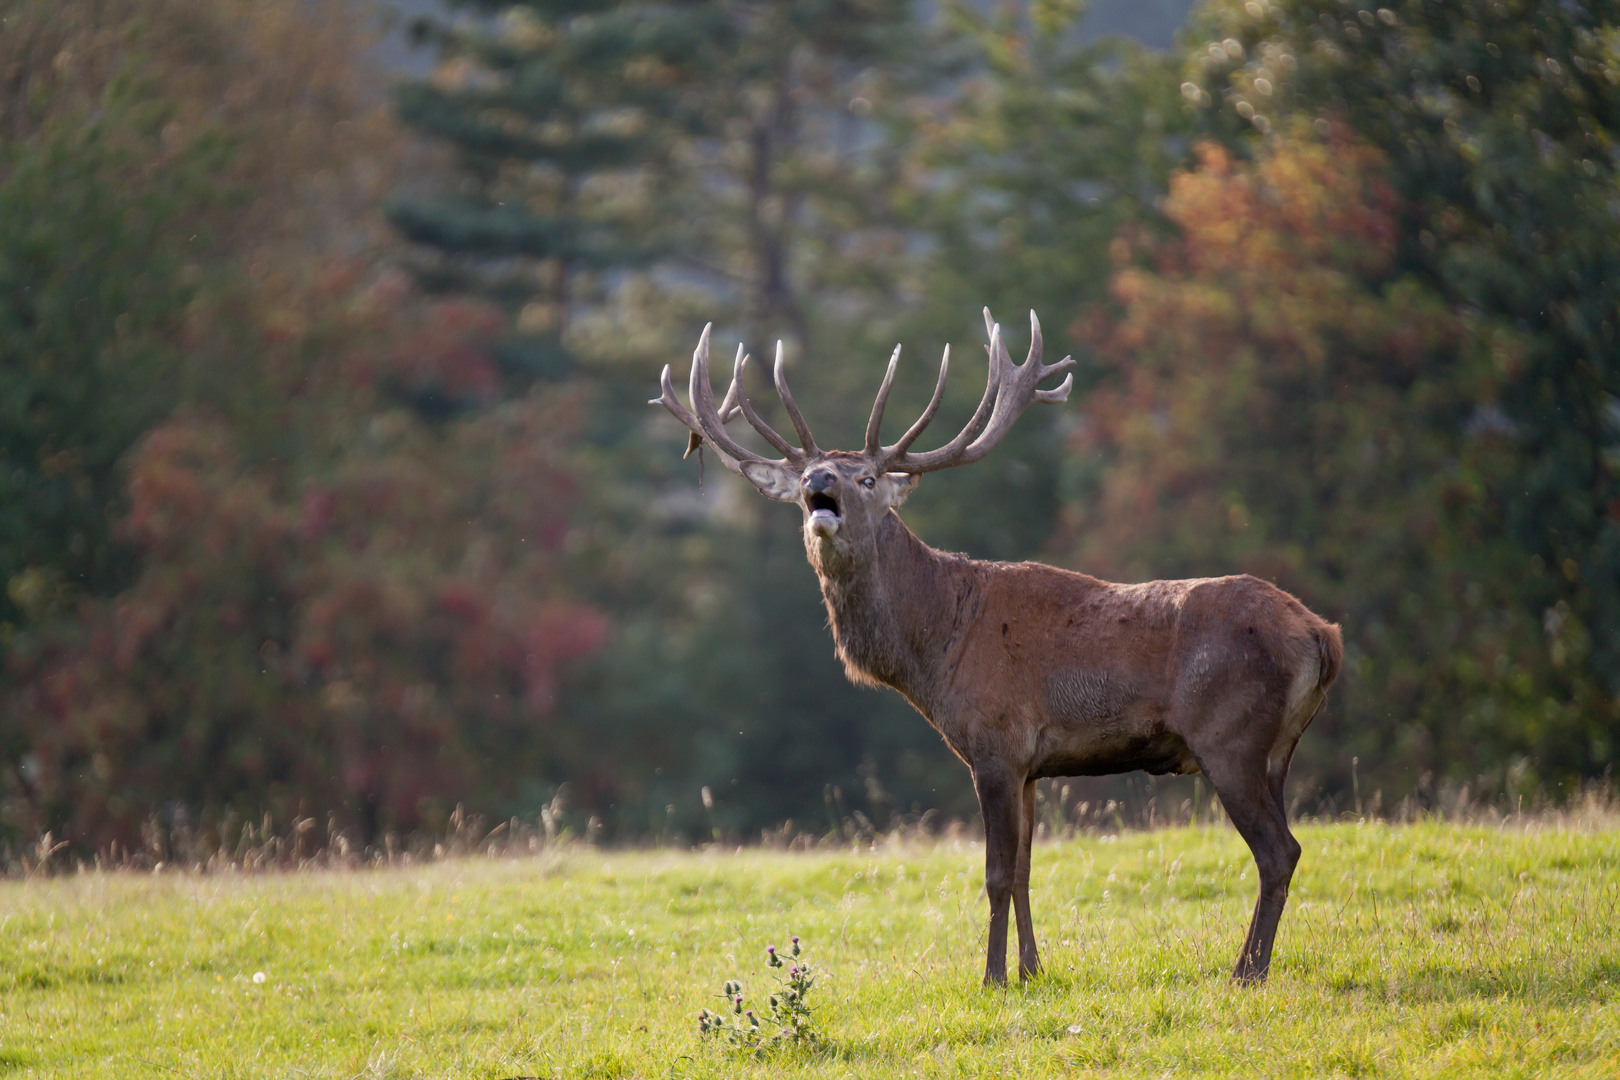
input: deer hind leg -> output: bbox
[1201,750,1301,985]
[973,763,1022,987]
[1013,777,1042,980]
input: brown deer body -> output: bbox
[654,311,1342,986]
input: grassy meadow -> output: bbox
[2,818,1618,1078]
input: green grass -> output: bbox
[2,821,1618,1077]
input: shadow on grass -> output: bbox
[1324,957,1620,1004]
[1,962,128,992]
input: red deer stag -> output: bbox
[652,310,1342,986]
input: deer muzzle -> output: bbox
[804,471,840,536]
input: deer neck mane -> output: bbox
[806,510,968,711]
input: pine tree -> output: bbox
[389,0,732,393]
[394,0,988,837]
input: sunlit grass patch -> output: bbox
[0,821,1616,1077]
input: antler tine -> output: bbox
[864,344,902,456]
[958,321,1010,447]
[772,341,819,455]
[884,344,951,460]
[879,324,1003,473]
[732,346,802,460]
[884,308,1072,474]
[678,324,779,468]
[655,357,741,466]
[687,325,728,440]
[677,378,742,459]
[718,379,741,423]
[653,361,701,430]
[1027,310,1074,402]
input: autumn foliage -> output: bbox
[4,273,603,848]
[0,1,604,852]
[1069,127,1601,798]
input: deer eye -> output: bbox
[861,476,876,489]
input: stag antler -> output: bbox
[650,324,817,472]
[654,312,1067,475]
[868,309,1073,474]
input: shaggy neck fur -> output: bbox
[805,510,974,716]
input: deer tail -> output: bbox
[1314,622,1344,691]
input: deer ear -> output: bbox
[883,472,921,506]
[739,460,801,503]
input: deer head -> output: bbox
[651,309,1076,564]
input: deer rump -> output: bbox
[653,309,1343,987]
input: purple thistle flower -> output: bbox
[792,936,800,944]
[766,945,775,954]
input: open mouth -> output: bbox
[806,491,840,534]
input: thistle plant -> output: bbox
[696,936,818,1052]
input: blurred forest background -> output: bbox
[2,0,1616,855]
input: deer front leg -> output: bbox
[1013,776,1042,980]
[973,763,1022,987]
